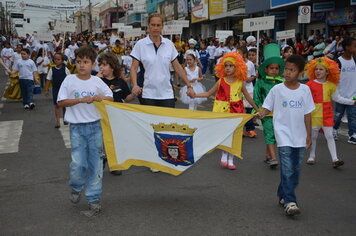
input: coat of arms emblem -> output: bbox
[151,123,197,166]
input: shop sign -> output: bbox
[313,2,335,13]
[327,7,356,25]
[270,0,308,9]
[269,11,287,20]
[352,0,356,6]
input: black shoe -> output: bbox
[29,103,35,109]
[110,170,122,175]
[63,121,68,125]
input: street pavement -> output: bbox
[0,69,355,236]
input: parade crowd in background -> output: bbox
[0,14,355,217]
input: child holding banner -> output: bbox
[57,46,113,217]
[191,52,258,170]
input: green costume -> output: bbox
[253,44,285,144]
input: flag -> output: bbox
[95,101,254,176]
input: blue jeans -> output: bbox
[69,120,104,203]
[277,146,305,205]
[334,102,356,137]
[19,79,34,105]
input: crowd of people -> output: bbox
[0,14,355,217]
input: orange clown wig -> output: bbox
[215,52,247,81]
[305,57,340,84]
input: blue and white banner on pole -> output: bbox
[95,101,254,176]
[270,0,309,9]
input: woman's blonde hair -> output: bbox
[148,13,164,24]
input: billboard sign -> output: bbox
[243,16,275,32]
[270,0,309,9]
[191,0,209,23]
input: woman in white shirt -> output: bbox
[130,13,193,108]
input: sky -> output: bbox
[1,0,104,36]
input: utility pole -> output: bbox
[116,0,119,23]
[88,0,92,32]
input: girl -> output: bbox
[185,39,202,67]
[180,54,206,110]
[191,52,259,170]
[44,53,70,128]
[98,52,136,103]
[97,52,137,176]
[282,46,294,61]
[1,41,14,74]
[305,57,344,168]
[36,48,50,88]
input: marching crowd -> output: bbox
[0,13,355,217]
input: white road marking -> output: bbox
[59,119,71,148]
[0,120,23,154]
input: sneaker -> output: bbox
[348,134,356,145]
[332,159,344,168]
[247,130,257,138]
[81,200,101,217]
[24,104,30,109]
[306,158,315,165]
[29,103,35,109]
[220,161,228,167]
[269,159,278,168]
[228,163,236,170]
[284,202,301,216]
[264,157,272,164]
[333,129,339,141]
[279,198,285,206]
[70,190,81,204]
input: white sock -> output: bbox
[323,127,338,162]
[228,154,234,166]
[221,151,228,163]
[309,127,319,160]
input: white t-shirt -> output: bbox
[13,52,22,66]
[36,56,50,74]
[262,83,315,147]
[130,36,178,99]
[13,59,37,80]
[68,44,79,60]
[1,48,14,65]
[337,56,356,99]
[96,42,108,51]
[206,45,216,59]
[57,74,113,124]
[245,60,256,94]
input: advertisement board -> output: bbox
[327,7,356,25]
[209,0,224,19]
[191,0,209,23]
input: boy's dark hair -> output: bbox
[285,54,305,72]
[342,37,356,51]
[237,46,248,55]
[98,52,122,78]
[75,46,97,62]
[54,52,65,61]
[248,48,257,53]
[21,48,30,55]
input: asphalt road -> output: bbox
[0,69,355,236]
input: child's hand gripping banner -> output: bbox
[95,101,254,176]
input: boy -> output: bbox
[199,42,210,75]
[258,55,315,216]
[11,48,39,109]
[253,44,285,168]
[237,46,257,138]
[57,46,113,216]
[334,37,356,144]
